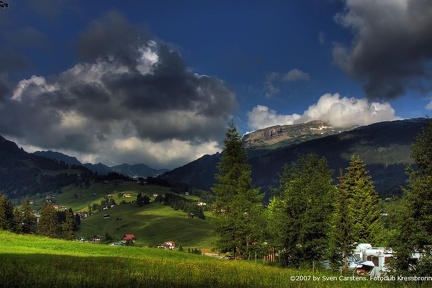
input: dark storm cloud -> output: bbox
[333,0,432,99]
[0,10,236,165]
[77,10,150,67]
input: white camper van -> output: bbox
[353,243,394,276]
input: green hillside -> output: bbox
[36,182,215,249]
[78,202,214,248]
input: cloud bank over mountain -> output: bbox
[248,93,400,130]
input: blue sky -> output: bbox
[1,0,431,169]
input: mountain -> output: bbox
[83,163,112,175]
[33,150,82,166]
[0,136,82,198]
[110,163,169,178]
[160,118,429,200]
[243,120,351,149]
[32,150,169,178]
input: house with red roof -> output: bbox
[121,234,136,242]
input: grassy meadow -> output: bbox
[23,182,215,249]
[78,201,215,248]
[0,231,407,288]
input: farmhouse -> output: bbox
[158,240,176,250]
[92,235,102,243]
[122,234,136,242]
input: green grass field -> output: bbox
[0,231,402,288]
[26,182,215,249]
[78,201,215,248]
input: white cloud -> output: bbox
[263,69,310,98]
[247,93,400,130]
[282,69,310,82]
[426,100,432,111]
[247,105,301,130]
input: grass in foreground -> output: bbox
[0,231,412,288]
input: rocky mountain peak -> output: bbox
[242,120,346,148]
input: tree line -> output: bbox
[212,120,432,275]
[0,197,80,240]
[160,192,205,220]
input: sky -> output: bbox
[0,0,432,169]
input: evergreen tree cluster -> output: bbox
[136,192,150,207]
[389,119,432,276]
[212,119,432,275]
[0,196,79,240]
[212,122,385,268]
[163,192,205,219]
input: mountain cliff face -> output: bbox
[243,120,350,149]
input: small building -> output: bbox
[103,214,110,219]
[92,235,102,243]
[122,234,136,242]
[158,240,176,250]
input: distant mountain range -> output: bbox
[1,118,429,201]
[33,151,169,178]
[160,118,429,200]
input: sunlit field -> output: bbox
[0,231,408,288]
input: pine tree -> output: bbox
[0,194,8,230]
[38,201,59,238]
[390,119,432,275]
[328,169,355,272]
[343,155,385,245]
[60,208,76,240]
[274,154,335,267]
[20,198,37,234]
[137,193,143,207]
[0,195,15,231]
[211,122,263,259]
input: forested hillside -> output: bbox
[0,136,90,198]
[161,118,429,199]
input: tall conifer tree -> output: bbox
[390,119,432,275]
[0,195,15,231]
[61,208,76,240]
[343,155,384,245]
[328,169,355,271]
[274,154,335,267]
[38,201,59,238]
[20,198,37,234]
[211,122,263,258]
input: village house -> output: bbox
[121,234,136,242]
[158,240,176,250]
[92,235,102,243]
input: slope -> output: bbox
[160,118,429,199]
[36,182,214,248]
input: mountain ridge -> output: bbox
[160,118,429,200]
[243,120,352,149]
